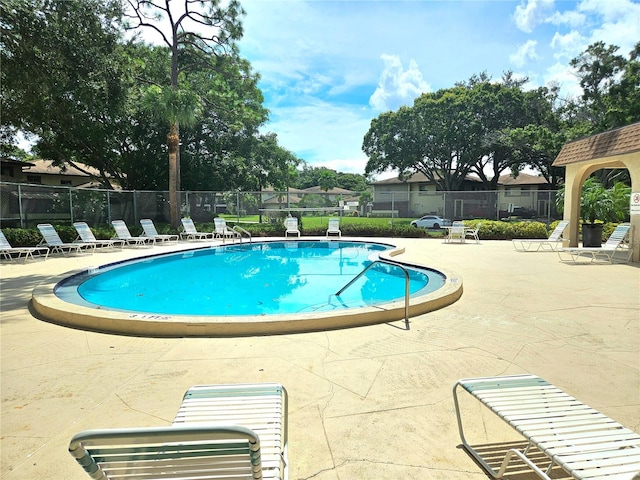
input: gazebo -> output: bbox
[553,122,640,262]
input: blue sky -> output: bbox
[237,0,640,177]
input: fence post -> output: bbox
[237,190,240,222]
[18,184,24,229]
[69,186,74,224]
[391,193,395,226]
[107,190,111,225]
[133,191,138,224]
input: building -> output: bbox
[553,121,640,262]
[370,171,553,220]
[0,158,113,187]
[0,159,120,227]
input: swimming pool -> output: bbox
[32,240,463,336]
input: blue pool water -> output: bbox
[55,241,446,316]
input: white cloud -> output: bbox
[510,40,539,67]
[546,10,586,28]
[550,30,587,61]
[369,55,431,112]
[577,0,640,55]
[320,156,371,176]
[234,0,640,175]
[513,0,555,33]
[543,62,582,98]
[265,101,373,172]
[540,0,640,98]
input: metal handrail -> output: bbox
[232,225,252,243]
[335,259,411,329]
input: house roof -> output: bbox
[23,159,103,177]
[371,171,546,186]
[373,172,478,185]
[0,158,35,168]
[301,186,355,194]
[552,122,640,166]
[372,172,428,185]
[261,187,307,194]
[262,195,301,204]
[497,172,549,186]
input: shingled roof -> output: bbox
[553,122,640,166]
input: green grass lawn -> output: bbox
[220,214,414,228]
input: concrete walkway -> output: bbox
[1,238,638,479]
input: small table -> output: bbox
[443,225,466,243]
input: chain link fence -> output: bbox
[1,182,561,228]
[373,189,561,224]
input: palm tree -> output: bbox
[144,85,200,226]
[126,0,244,226]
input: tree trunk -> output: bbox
[167,122,180,228]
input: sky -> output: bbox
[236,0,640,177]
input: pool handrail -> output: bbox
[335,259,410,329]
[232,225,252,243]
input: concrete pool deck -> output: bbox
[1,237,638,479]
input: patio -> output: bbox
[1,238,638,479]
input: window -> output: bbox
[26,175,42,184]
[1,166,15,177]
[60,180,72,185]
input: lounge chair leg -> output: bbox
[497,448,552,480]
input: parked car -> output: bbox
[499,206,536,220]
[410,215,452,229]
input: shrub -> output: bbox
[11,219,624,244]
[3,228,42,247]
[509,221,549,240]
[470,220,514,240]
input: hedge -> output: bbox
[1,220,625,247]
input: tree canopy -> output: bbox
[363,78,561,189]
[1,0,128,187]
[2,0,638,199]
[0,0,300,199]
[363,42,640,188]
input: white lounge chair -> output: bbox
[326,217,341,238]
[69,383,288,480]
[464,222,482,244]
[37,223,95,255]
[453,374,640,480]
[558,223,632,263]
[111,220,154,247]
[140,218,179,243]
[180,217,214,241]
[214,217,241,243]
[445,221,465,243]
[284,217,300,237]
[73,222,124,250]
[513,220,569,252]
[0,229,49,261]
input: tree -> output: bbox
[125,0,245,226]
[363,88,478,191]
[503,124,566,186]
[178,53,271,191]
[1,0,128,188]
[243,133,300,192]
[500,85,566,186]
[363,73,566,190]
[294,164,369,192]
[318,169,337,192]
[570,41,640,132]
[336,172,369,192]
